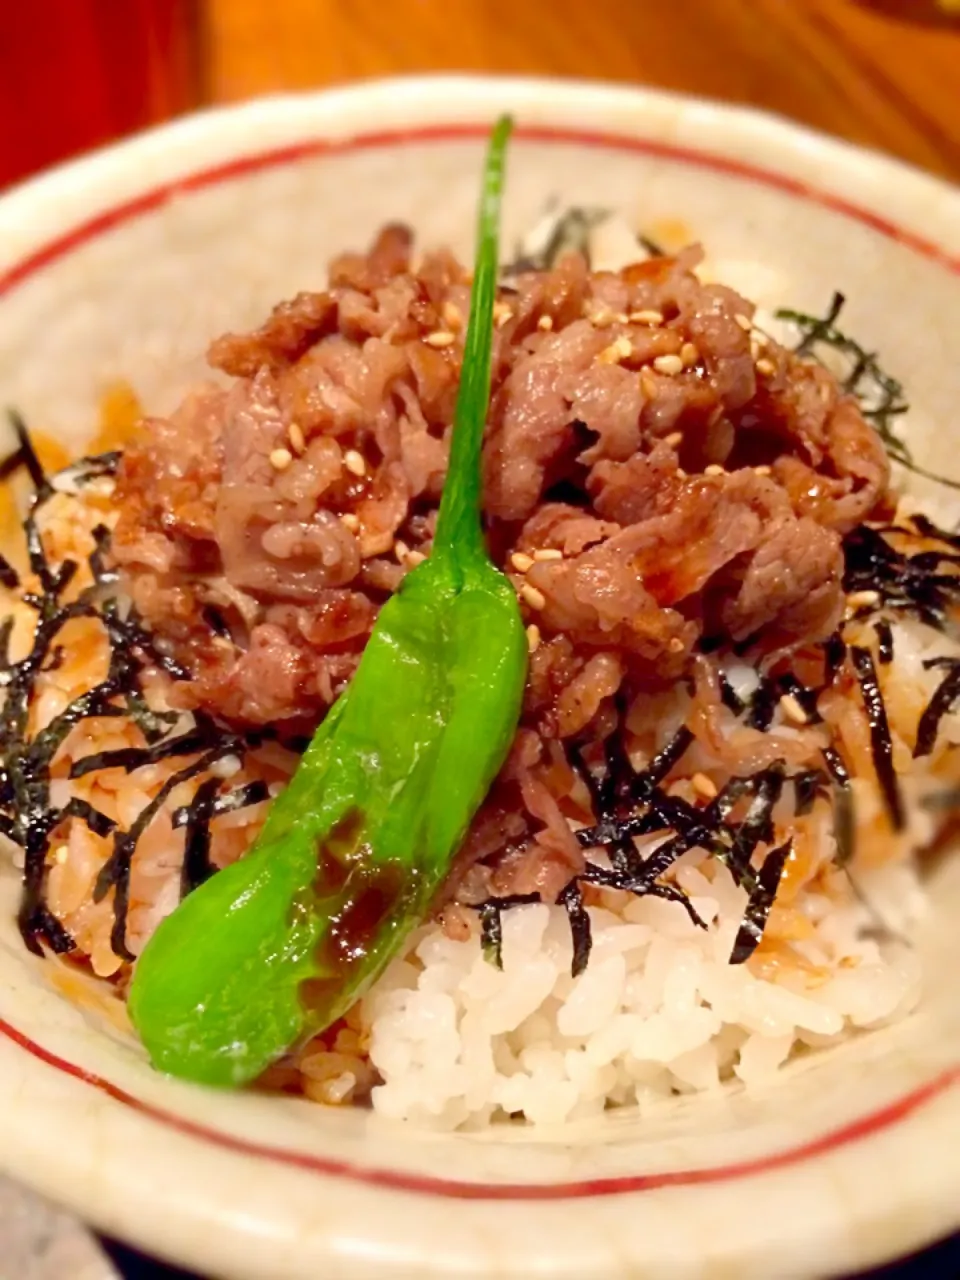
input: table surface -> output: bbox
[201,0,960,180]
[5,1,960,1278]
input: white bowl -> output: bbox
[0,75,959,1280]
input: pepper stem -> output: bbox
[431,114,512,572]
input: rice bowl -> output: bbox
[0,77,958,1280]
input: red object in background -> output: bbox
[0,0,201,190]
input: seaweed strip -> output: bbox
[7,408,48,492]
[171,779,270,829]
[914,660,960,759]
[180,776,220,897]
[850,646,905,829]
[505,204,610,273]
[793,769,829,817]
[719,675,745,715]
[728,761,786,874]
[745,678,778,731]
[0,554,19,590]
[69,728,215,778]
[821,744,856,866]
[874,618,895,664]
[824,632,847,685]
[729,839,793,964]
[558,879,592,977]
[473,894,540,969]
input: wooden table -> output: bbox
[201,0,960,180]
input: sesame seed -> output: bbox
[406,550,426,566]
[270,447,293,471]
[613,311,629,325]
[653,353,684,376]
[521,583,547,611]
[288,422,305,453]
[680,341,699,367]
[526,623,541,653]
[394,540,411,563]
[664,431,683,447]
[676,467,688,479]
[493,302,513,327]
[692,772,718,800]
[340,512,360,532]
[752,330,769,348]
[510,551,534,573]
[423,330,455,349]
[589,306,615,328]
[734,313,753,331]
[533,548,563,562]
[847,589,881,610]
[54,845,68,866]
[704,464,726,477]
[537,314,554,331]
[754,465,772,477]
[441,300,463,330]
[640,368,659,398]
[668,636,686,653]
[629,309,664,326]
[755,357,776,377]
[344,449,367,477]
[779,693,809,726]
[598,336,633,365]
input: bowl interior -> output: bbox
[0,80,959,1280]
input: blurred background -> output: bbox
[1,1,959,1278]
[1,0,960,192]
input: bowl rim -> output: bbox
[1,72,960,1280]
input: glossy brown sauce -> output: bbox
[298,807,409,1018]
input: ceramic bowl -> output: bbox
[0,76,958,1280]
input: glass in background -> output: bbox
[0,0,202,191]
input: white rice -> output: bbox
[359,858,924,1130]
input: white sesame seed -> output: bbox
[343,449,367,477]
[653,353,684,376]
[664,431,683,447]
[394,540,411,563]
[340,512,360,532]
[692,772,718,800]
[613,311,629,325]
[754,465,772,477]
[510,551,534,573]
[779,693,809,726]
[630,309,664,326]
[640,368,659,398]
[537,314,554,331]
[441,300,463,330]
[752,330,769,348]
[406,550,426,566]
[533,548,563,562]
[423,330,455,349]
[288,422,305,453]
[526,623,542,653]
[598,336,633,365]
[704,464,726,477]
[589,306,614,328]
[755,357,776,377]
[270,447,293,471]
[734,313,753,331]
[521,583,547,611]
[493,301,513,327]
[847,589,881,610]
[210,754,242,779]
[680,341,699,367]
[54,845,68,865]
[676,467,688,479]
[668,636,686,653]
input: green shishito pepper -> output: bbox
[128,117,526,1088]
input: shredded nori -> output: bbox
[0,412,281,961]
[821,744,856,866]
[874,618,895,665]
[504,203,610,273]
[776,293,960,492]
[850,645,904,830]
[914,658,960,759]
[473,893,540,969]
[728,839,792,964]
[844,521,960,634]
